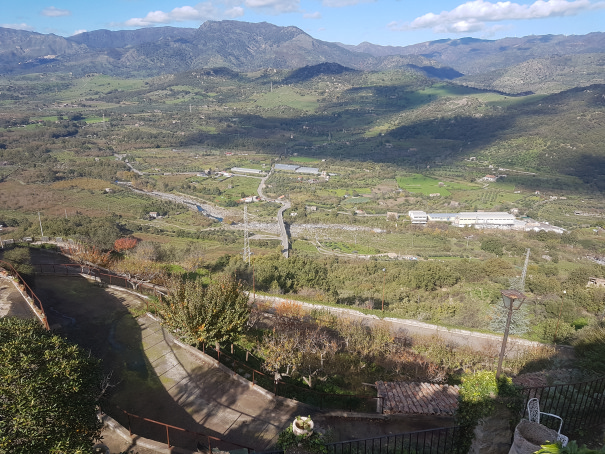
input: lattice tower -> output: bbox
[243,204,251,265]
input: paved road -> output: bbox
[252,294,548,359]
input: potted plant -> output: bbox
[292,415,314,437]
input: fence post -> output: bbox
[166,426,170,448]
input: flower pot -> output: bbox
[292,416,314,437]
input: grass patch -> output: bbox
[252,86,319,112]
[397,174,452,196]
[322,241,379,255]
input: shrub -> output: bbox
[573,319,605,373]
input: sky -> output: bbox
[3,0,605,47]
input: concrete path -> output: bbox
[135,312,304,451]
[0,274,37,319]
[1,267,305,453]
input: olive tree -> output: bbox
[0,317,103,454]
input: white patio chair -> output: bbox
[527,397,569,447]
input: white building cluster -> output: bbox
[407,211,564,233]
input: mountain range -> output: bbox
[2,20,605,93]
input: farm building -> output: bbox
[428,213,458,222]
[295,167,320,174]
[480,175,498,182]
[588,277,605,288]
[408,211,428,224]
[454,212,515,226]
[231,167,266,175]
[274,164,299,172]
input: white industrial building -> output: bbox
[428,213,458,222]
[454,212,515,226]
[408,211,428,224]
[408,211,517,227]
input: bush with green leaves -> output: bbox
[454,371,522,454]
[572,319,605,373]
[536,440,605,453]
[160,274,250,346]
[277,424,327,454]
[481,237,505,256]
[0,317,103,453]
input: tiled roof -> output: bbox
[376,381,460,416]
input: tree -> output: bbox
[113,257,168,290]
[259,331,304,381]
[481,237,504,256]
[0,317,103,453]
[160,275,250,346]
[411,261,460,291]
[113,237,138,252]
[1,246,34,285]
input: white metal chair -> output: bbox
[527,397,569,447]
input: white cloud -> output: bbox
[72,29,87,36]
[225,6,245,17]
[41,6,72,17]
[303,11,322,18]
[244,0,300,13]
[322,0,375,6]
[124,2,220,27]
[1,23,36,31]
[391,0,604,34]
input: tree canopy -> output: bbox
[0,317,103,454]
[160,275,250,346]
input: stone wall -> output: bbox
[469,404,515,454]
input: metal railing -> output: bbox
[201,342,382,413]
[324,426,464,454]
[32,262,382,413]
[519,374,605,435]
[0,259,49,329]
[33,263,166,305]
[118,408,254,453]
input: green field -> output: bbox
[396,174,452,196]
[252,86,319,112]
[290,157,320,163]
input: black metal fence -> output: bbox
[254,426,465,454]
[325,426,464,454]
[519,374,605,435]
[201,341,381,413]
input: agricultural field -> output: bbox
[1,67,604,349]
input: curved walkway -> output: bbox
[133,311,304,450]
[7,267,306,452]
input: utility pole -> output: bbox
[38,212,44,237]
[382,268,386,311]
[519,248,530,291]
[554,290,566,342]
